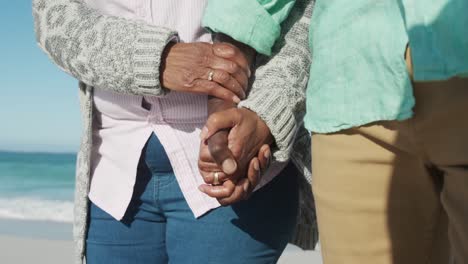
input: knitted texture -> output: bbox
[74,83,92,264]
[239,0,312,166]
[33,0,317,262]
[239,0,317,249]
[33,0,176,262]
[33,0,177,96]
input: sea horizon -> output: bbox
[0,149,77,155]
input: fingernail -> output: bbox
[200,126,209,139]
[253,160,260,171]
[222,159,237,174]
[264,149,271,160]
[198,185,206,192]
[248,68,252,78]
[233,96,241,104]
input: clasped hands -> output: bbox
[160,41,273,205]
[161,41,250,103]
[198,108,273,205]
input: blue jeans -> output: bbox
[86,133,299,264]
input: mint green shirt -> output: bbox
[203,0,468,133]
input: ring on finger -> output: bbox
[208,70,214,81]
[212,171,221,186]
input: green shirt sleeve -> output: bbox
[202,0,296,55]
[402,0,468,81]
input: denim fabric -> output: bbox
[86,133,299,264]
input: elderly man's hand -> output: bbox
[198,130,271,205]
[197,108,273,205]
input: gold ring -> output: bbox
[213,171,221,185]
[208,70,214,81]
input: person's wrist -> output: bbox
[159,41,178,89]
[405,45,414,80]
[240,108,273,146]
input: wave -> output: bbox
[0,197,73,223]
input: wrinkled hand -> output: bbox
[201,108,274,167]
[198,108,274,205]
[198,130,271,205]
[160,42,251,103]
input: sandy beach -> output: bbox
[2,235,74,264]
[0,219,73,264]
[1,236,322,264]
[0,219,323,264]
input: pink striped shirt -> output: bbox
[86,0,284,220]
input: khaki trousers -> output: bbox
[312,78,468,264]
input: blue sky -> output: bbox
[1,1,80,153]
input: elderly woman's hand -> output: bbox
[160,42,250,103]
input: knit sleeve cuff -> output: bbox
[238,89,298,162]
[202,0,281,56]
[132,24,178,96]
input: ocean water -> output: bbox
[0,151,75,223]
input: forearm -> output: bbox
[208,34,256,115]
[208,97,235,115]
[238,0,313,162]
[33,0,177,96]
[206,35,275,178]
[206,38,248,151]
